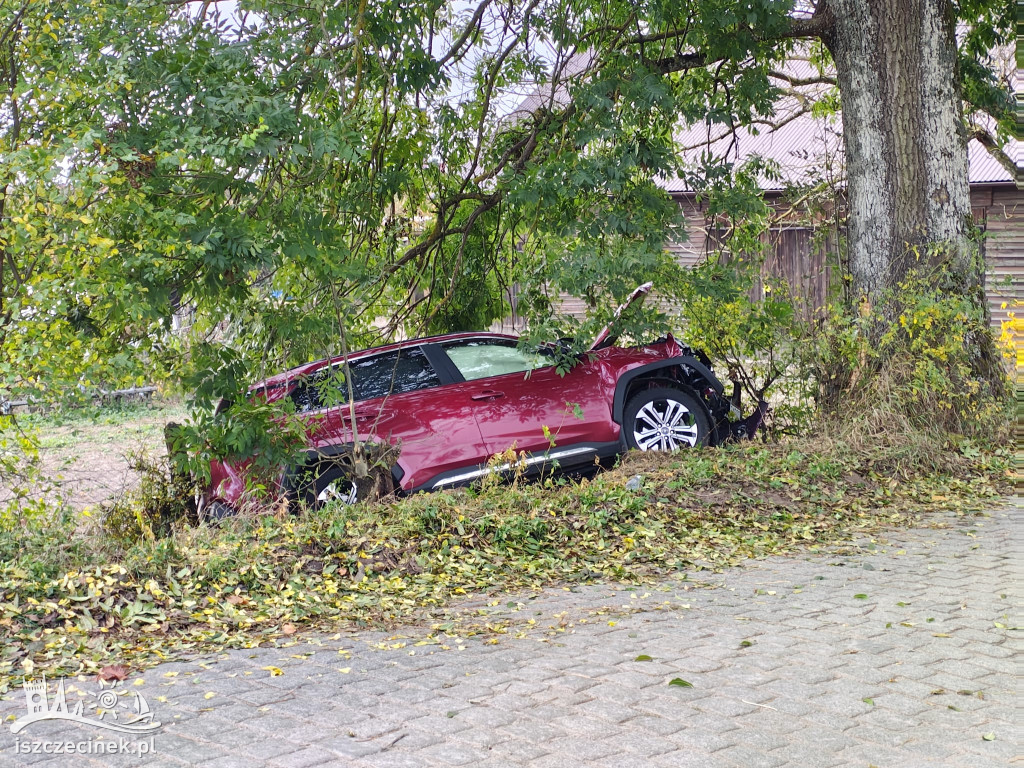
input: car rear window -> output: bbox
[291,347,440,411]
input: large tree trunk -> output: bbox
[821,0,978,301]
[816,0,1004,402]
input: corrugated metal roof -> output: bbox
[966,139,1017,184]
[509,54,1020,192]
[664,109,846,192]
[664,105,1018,193]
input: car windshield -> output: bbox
[444,340,547,381]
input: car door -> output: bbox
[291,346,490,492]
[437,338,618,470]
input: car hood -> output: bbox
[587,282,653,352]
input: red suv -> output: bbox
[203,284,764,515]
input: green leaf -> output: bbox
[862,697,874,706]
[982,733,995,741]
[739,640,754,648]
[634,654,653,662]
[668,678,693,688]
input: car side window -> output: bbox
[290,347,440,412]
[352,347,440,400]
[443,340,548,382]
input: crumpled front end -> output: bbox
[730,399,770,441]
[203,459,247,512]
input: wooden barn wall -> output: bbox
[975,186,1021,332]
[493,185,1018,333]
[670,184,1022,330]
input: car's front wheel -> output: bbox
[292,460,359,510]
[622,387,710,451]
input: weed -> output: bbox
[101,453,199,545]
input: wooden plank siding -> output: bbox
[494,183,1019,335]
[669,183,1022,330]
[978,186,1022,332]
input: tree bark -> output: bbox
[813,0,1005,400]
[820,0,977,302]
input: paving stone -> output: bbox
[668,727,738,754]
[596,729,679,758]
[768,741,844,768]
[590,753,662,768]
[266,745,337,768]
[573,696,635,723]
[484,738,550,763]
[346,754,429,768]
[1,505,1016,767]
[650,750,740,768]
[539,735,620,762]
[232,738,306,761]
[202,757,260,768]
[412,741,489,765]
[697,695,762,718]
[715,745,787,768]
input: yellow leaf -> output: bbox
[204,692,215,700]
[262,666,283,677]
[337,667,351,674]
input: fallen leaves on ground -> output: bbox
[0,441,1009,692]
[96,665,129,682]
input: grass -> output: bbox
[0,434,1011,693]
[1,398,187,512]
[19,398,186,449]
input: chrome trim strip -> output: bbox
[431,446,597,489]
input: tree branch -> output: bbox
[768,69,836,87]
[775,5,834,40]
[649,51,707,75]
[969,127,1022,182]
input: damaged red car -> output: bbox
[202,284,765,517]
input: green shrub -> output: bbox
[808,268,1009,445]
[101,453,199,544]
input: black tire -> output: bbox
[203,500,237,522]
[622,386,711,451]
[292,460,358,510]
[288,444,401,511]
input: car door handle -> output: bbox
[470,390,504,401]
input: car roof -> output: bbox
[254,331,519,391]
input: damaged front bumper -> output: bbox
[729,399,770,441]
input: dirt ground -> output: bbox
[2,399,187,511]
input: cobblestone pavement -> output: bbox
[1,505,1018,767]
